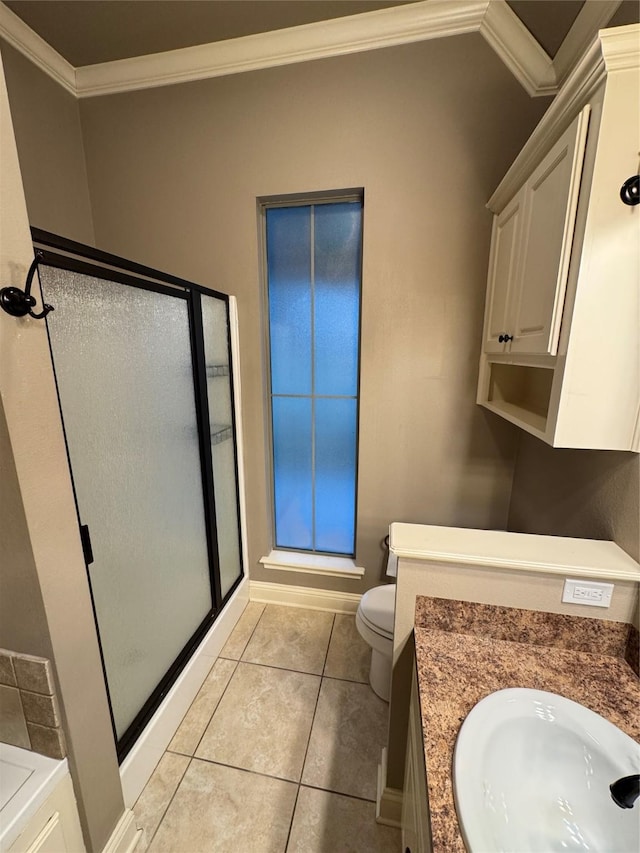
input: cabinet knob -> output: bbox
[498,333,514,343]
[620,175,639,206]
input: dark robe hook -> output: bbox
[0,250,54,319]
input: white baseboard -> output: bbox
[119,577,249,807]
[249,579,361,613]
[376,747,403,827]
[101,809,141,853]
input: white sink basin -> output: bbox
[454,688,640,852]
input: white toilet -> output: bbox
[356,583,396,701]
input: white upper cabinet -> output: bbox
[477,25,640,452]
[510,108,589,355]
[484,189,524,354]
[483,107,590,357]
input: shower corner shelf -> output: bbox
[206,364,229,377]
[211,424,233,445]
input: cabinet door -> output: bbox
[24,814,68,853]
[510,106,590,355]
[402,666,432,853]
[401,737,421,853]
[483,189,524,353]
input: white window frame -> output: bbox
[257,190,365,577]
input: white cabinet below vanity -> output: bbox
[477,25,639,451]
[0,745,85,853]
[401,666,431,853]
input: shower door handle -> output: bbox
[80,524,94,566]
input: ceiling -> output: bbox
[3,1,422,67]
[3,0,627,68]
[507,0,583,57]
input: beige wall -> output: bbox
[0,54,123,853]
[0,398,52,659]
[508,435,640,562]
[77,35,548,591]
[0,41,95,245]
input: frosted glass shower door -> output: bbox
[201,295,243,599]
[40,263,214,748]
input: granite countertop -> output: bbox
[412,596,640,853]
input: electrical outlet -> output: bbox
[562,579,614,607]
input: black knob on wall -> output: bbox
[498,333,514,343]
[0,286,36,317]
[620,175,640,206]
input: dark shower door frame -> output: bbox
[32,228,244,761]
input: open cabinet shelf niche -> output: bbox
[486,363,554,436]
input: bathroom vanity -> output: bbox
[402,597,640,852]
[382,522,640,852]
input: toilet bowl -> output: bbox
[355,583,395,701]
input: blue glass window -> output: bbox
[266,200,362,556]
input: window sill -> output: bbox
[259,550,365,580]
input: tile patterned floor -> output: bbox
[133,603,400,852]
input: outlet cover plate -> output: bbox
[562,578,614,607]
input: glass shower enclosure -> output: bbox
[34,230,243,759]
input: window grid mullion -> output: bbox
[310,204,316,552]
[271,394,357,400]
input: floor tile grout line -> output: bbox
[321,672,369,686]
[184,657,240,759]
[184,754,302,786]
[140,754,192,852]
[298,781,378,805]
[217,659,368,685]
[220,601,267,661]
[297,614,335,792]
[284,783,302,852]
[321,612,338,678]
[228,657,327,679]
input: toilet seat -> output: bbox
[358,584,395,639]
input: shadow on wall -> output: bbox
[508,433,640,562]
[450,407,521,530]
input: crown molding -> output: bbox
[480,0,554,97]
[0,0,629,101]
[74,0,488,97]
[600,22,640,71]
[0,1,75,95]
[487,43,602,212]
